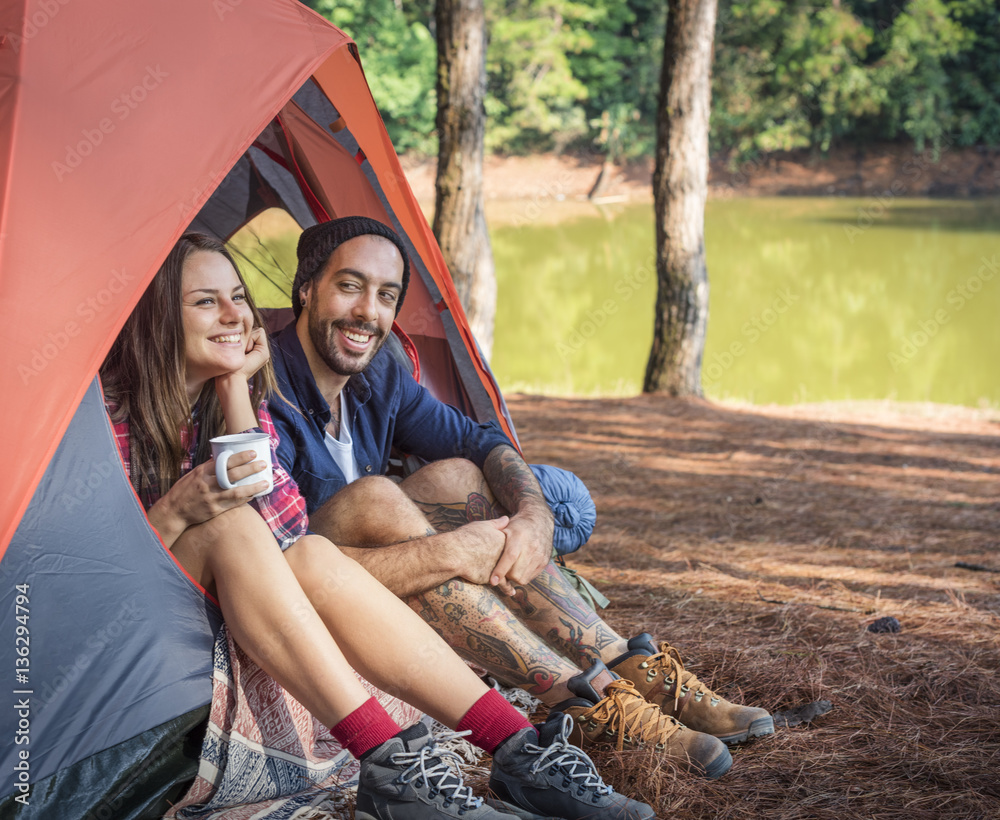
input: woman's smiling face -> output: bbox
[181,250,254,397]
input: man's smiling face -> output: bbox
[300,234,404,377]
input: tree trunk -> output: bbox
[643,0,717,396]
[587,159,615,201]
[433,0,496,360]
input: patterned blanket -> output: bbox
[165,626,423,820]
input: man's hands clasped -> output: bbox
[490,509,555,596]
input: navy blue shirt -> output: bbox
[269,323,513,515]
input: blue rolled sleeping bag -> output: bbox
[529,464,597,555]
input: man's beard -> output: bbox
[308,313,386,376]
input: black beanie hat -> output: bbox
[292,216,411,318]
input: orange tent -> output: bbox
[0,0,512,557]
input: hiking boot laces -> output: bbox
[636,643,718,713]
[577,679,686,751]
[390,730,483,811]
[528,714,613,800]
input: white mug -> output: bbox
[210,432,273,498]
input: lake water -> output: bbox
[489,198,1000,407]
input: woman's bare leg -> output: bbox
[170,505,374,728]
[172,504,489,728]
[284,534,491,727]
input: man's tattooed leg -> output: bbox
[407,578,580,705]
[503,561,630,667]
[401,459,509,533]
[412,491,506,533]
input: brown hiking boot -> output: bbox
[551,660,732,779]
[609,633,774,745]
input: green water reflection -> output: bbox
[490,198,1000,407]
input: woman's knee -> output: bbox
[171,505,270,589]
[286,533,343,568]
[202,504,262,537]
[285,534,360,600]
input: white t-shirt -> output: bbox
[323,392,360,484]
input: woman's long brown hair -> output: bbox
[101,233,278,504]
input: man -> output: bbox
[268,217,773,779]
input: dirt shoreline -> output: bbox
[506,392,999,819]
[402,143,1000,207]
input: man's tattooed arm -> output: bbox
[482,444,548,518]
[482,445,555,590]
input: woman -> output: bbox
[100,233,651,820]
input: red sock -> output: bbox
[456,688,534,754]
[330,696,402,759]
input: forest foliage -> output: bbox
[304,0,1000,160]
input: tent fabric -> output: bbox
[0,380,222,803]
[0,707,210,820]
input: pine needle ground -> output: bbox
[508,395,999,820]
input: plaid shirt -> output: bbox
[110,400,308,550]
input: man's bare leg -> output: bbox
[410,578,584,705]
[311,475,435,545]
[399,457,509,531]
[508,563,629,667]
[400,460,631,667]
[310,463,633,695]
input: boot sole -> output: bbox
[702,745,734,779]
[716,715,776,746]
[484,797,558,820]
